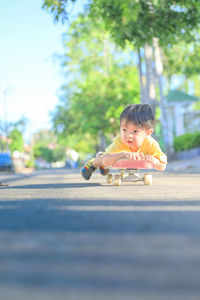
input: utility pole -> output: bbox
[2,86,13,152]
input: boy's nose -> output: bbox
[128,131,133,137]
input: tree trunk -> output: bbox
[144,44,157,114]
[137,48,146,104]
[153,37,170,153]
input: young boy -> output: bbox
[81,104,167,180]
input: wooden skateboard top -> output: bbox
[112,158,155,170]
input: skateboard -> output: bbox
[106,158,155,186]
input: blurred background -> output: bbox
[1,0,200,173]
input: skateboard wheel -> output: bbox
[114,174,121,186]
[120,171,125,179]
[144,174,152,185]
[107,174,113,184]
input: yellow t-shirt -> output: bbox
[105,135,167,164]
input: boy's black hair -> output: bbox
[120,104,155,129]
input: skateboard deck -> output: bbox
[106,158,155,186]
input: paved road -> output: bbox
[0,169,200,300]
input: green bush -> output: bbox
[25,158,35,168]
[173,132,200,152]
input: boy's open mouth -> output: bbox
[127,140,134,145]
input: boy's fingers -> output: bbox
[136,154,142,160]
[139,153,145,159]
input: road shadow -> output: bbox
[0,168,81,184]
[0,198,200,235]
[1,183,101,189]
[1,197,200,297]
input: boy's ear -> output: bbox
[146,128,153,136]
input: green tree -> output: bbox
[33,145,54,162]
[43,0,200,152]
[163,37,200,79]
[88,0,200,152]
[43,0,200,46]
[162,36,200,109]
[51,15,140,154]
[9,129,24,153]
[32,129,66,162]
[0,117,27,152]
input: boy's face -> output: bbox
[120,121,153,151]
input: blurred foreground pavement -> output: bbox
[0,167,200,300]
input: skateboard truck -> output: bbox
[107,171,152,186]
[106,159,154,186]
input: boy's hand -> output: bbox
[145,155,166,171]
[144,155,157,164]
[124,152,145,160]
[145,155,160,169]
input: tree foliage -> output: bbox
[42,0,76,22]
[43,0,200,153]
[51,15,140,154]
[162,33,200,110]
[163,38,200,79]
[32,129,66,162]
[9,129,24,153]
[43,0,200,47]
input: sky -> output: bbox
[0,0,82,143]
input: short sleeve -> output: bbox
[105,136,124,153]
[149,141,167,164]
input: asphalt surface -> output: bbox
[0,168,200,300]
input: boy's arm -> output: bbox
[102,152,126,167]
[103,152,166,171]
[102,152,145,167]
[145,155,166,171]
[145,139,167,171]
[155,159,167,171]
[157,161,167,171]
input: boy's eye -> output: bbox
[122,128,127,132]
